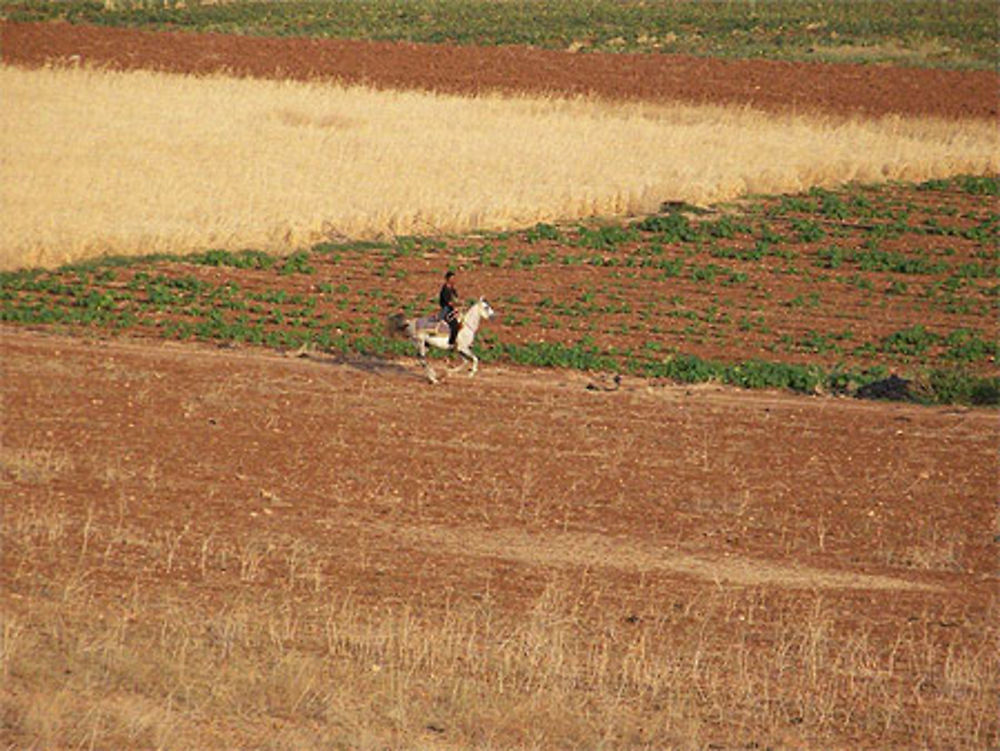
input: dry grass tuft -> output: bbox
[2,64,997,270]
[0,444,74,484]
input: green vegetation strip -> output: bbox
[2,176,997,405]
[486,341,998,406]
[4,0,996,69]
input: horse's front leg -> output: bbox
[454,347,478,377]
[447,351,469,374]
[447,337,469,374]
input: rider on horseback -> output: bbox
[439,270,461,348]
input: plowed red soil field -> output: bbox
[2,22,998,750]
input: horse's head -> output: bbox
[478,297,495,320]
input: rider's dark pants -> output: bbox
[444,307,459,345]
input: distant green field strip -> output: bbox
[4,0,996,69]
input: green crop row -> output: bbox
[878,325,999,361]
[815,247,949,274]
[486,339,998,406]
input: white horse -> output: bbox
[387,297,495,383]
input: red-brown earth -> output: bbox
[1,21,998,750]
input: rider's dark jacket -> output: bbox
[439,283,459,315]
[439,282,460,343]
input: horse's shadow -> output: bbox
[284,345,426,381]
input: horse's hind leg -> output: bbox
[417,339,438,384]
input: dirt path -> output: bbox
[3,21,997,120]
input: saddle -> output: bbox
[416,310,463,337]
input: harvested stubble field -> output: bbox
[2,14,999,751]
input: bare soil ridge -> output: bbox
[3,21,998,120]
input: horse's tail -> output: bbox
[386,312,409,338]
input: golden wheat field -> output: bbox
[2,64,997,270]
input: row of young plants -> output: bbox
[516,185,998,288]
[0,286,418,360]
[0,257,419,352]
[480,338,998,406]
